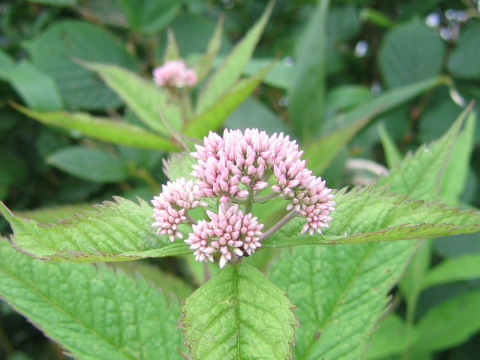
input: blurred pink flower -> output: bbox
[152,60,198,88]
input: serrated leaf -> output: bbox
[179,263,298,360]
[25,21,138,110]
[422,254,480,289]
[288,0,329,140]
[195,1,273,115]
[304,77,444,175]
[0,197,190,262]
[194,15,224,83]
[267,106,473,360]
[14,105,180,151]
[83,62,182,135]
[185,65,271,138]
[414,290,480,352]
[263,186,480,248]
[0,240,184,360]
[47,146,129,183]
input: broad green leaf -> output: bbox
[47,146,129,183]
[0,49,14,70]
[0,240,184,360]
[325,85,371,113]
[447,22,480,80]
[304,77,444,175]
[1,61,63,111]
[163,29,180,62]
[195,1,273,114]
[263,186,480,248]
[185,65,271,138]
[0,197,191,262]
[15,105,179,151]
[242,58,294,89]
[117,0,180,34]
[16,203,93,224]
[268,107,470,360]
[194,15,224,82]
[25,21,138,110]
[366,314,412,359]
[422,254,480,289]
[378,123,402,168]
[83,62,182,134]
[379,19,445,88]
[414,290,480,352]
[179,263,298,360]
[288,0,329,141]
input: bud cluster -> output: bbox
[152,129,335,268]
[152,60,198,88]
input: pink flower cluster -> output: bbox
[185,204,263,268]
[152,60,198,88]
[152,128,335,268]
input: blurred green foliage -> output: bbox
[1,0,480,359]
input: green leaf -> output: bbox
[195,1,273,115]
[414,290,480,352]
[185,65,271,138]
[304,77,444,175]
[83,62,182,135]
[242,58,294,90]
[267,106,472,359]
[47,146,129,183]
[0,197,191,262]
[1,61,63,111]
[118,0,181,34]
[25,21,138,110]
[366,314,412,359]
[16,203,93,224]
[194,15,224,83]
[0,240,184,360]
[447,22,480,80]
[378,123,402,168]
[379,19,445,88]
[179,263,298,360]
[163,29,181,62]
[263,186,480,248]
[422,254,480,289]
[14,105,179,151]
[288,0,329,141]
[26,0,77,5]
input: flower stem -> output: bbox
[259,210,298,242]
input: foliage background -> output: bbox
[1,0,480,359]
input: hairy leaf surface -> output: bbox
[0,240,183,360]
[180,263,298,360]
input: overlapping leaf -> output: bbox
[0,240,184,360]
[179,263,298,360]
[0,197,190,262]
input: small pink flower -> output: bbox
[152,60,198,88]
[152,178,206,241]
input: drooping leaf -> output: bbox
[422,254,480,289]
[267,104,471,360]
[304,77,444,175]
[0,240,184,360]
[366,314,412,359]
[414,290,480,352]
[0,197,190,262]
[179,262,298,360]
[379,19,445,88]
[195,1,273,115]
[47,146,129,183]
[185,65,271,138]
[1,61,63,111]
[25,21,138,110]
[14,105,180,151]
[288,0,329,141]
[83,62,182,135]
[378,123,402,168]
